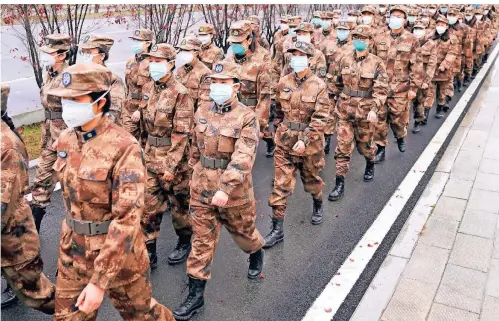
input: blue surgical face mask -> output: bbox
[440,7,448,14]
[337,29,350,41]
[408,16,417,23]
[210,83,235,105]
[353,39,368,51]
[290,55,308,73]
[132,40,144,55]
[311,18,322,26]
[231,43,246,56]
[321,20,330,29]
[448,16,458,25]
[389,16,405,30]
[149,62,168,81]
[289,28,297,37]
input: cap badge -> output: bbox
[83,35,90,43]
[215,64,223,73]
[62,72,72,87]
[181,39,187,45]
[358,27,363,32]
[232,30,239,36]
[135,30,140,36]
[151,44,158,52]
[199,27,205,32]
[295,41,302,48]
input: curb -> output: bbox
[301,43,499,321]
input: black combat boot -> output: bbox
[146,240,158,269]
[248,248,265,279]
[263,218,284,249]
[168,234,192,265]
[422,109,430,125]
[30,205,46,233]
[471,69,478,80]
[364,159,375,181]
[324,134,332,155]
[443,96,451,112]
[457,79,463,92]
[396,137,406,152]
[436,105,444,119]
[483,53,489,64]
[311,198,324,225]
[463,74,471,86]
[264,137,275,158]
[173,277,206,320]
[1,284,18,308]
[328,176,345,201]
[374,144,385,163]
[412,121,421,133]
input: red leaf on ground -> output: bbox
[217,299,223,303]
[374,242,379,245]
[324,307,332,313]
[260,273,265,279]
[259,213,264,217]
[368,244,373,247]
[349,258,355,262]
[336,272,341,275]
[335,283,340,286]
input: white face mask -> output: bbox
[280,24,289,31]
[290,55,308,73]
[362,16,373,25]
[428,9,437,15]
[465,15,473,22]
[78,52,99,64]
[347,16,357,23]
[379,8,387,14]
[61,91,109,128]
[209,83,235,105]
[198,35,211,45]
[436,26,447,35]
[413,29,426,39]
[175,51,194,69]
[476,15,483,20]
[448,17,458,25]
[408,16,417,23]
[484,10,489,15]
[422,17,430,24]
[40,52,56,68]
[296,35,311,43]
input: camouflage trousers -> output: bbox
[1,255,55,315]
[430,80,453,106]
[268,147,325,219]
[335,119,375,177]
[473,54,484,71]
[143,169,191,242]
[187,199,264,280]
[31,148,58,208]
[374,96,410,147]
[121,102,141,142]
[324,101,337,136]
[55,271,174,321]
[414,87,434,122]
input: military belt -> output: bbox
[240,98,258,107]
[283,119,308,131]
[130,92,141,100]
[66,217,111,236]
[148,135,172,147]
[45,110,63,120]
[200,155,229,169]
[342,88,373,98]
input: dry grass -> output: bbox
[18,123,41,160]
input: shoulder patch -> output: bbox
[318,67,327,77]
[58,151,67,158]
[143,95,149,101]
[199,117,207,124]
[215,64,223,73]
[61,72,72,87]
[283,88,291,92]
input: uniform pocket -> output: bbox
[218,127,240,154]
[359,73,375,89]
[376,44,389,60]
[154,109,173,128]
[279,91,292,112]
[77,167,111,204]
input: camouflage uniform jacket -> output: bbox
[1,121,40,267]
[312,28,325,46]
[109,71,126,125]
[40,63,69,149]
[318,27,337,50]
[431,31,460,81]
[323,39,355,94]
[140,76,194,175]
[280,47,327,81]
[330,53,389,120]
[174,60,211,110]
[274,70,330,156]
[418,38,439,87]
[373,29,423,96]
[199,43,224,70]
[465,19,479,54]
[53,117,149,290]
[448,23,473,73]
[124,55,150,111]
[226,47,271,133]
[189,99,260,207]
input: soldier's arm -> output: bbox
[188,111,201,168]
[302,85,329,145]
[218,113,259,196]
[330,56,345,96]
[109,77,126,124]
[1,148,24,224]
[425,42,438,86]
[274,80,285,126]
[372,60,389,113]
[440,35,459,71]
[90,142,146,290]
[315,52,327,80]
[409,38,424,92]
[256,58,271,132]
[164,93,194,174]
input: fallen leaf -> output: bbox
[336,272,341,275]
[324,307,332,313]
[335,283,340,286]
[217,299,223,303]
[259,273,265,279]
[368,244,373,247]
[374,242,379,245]
[349,258,355,262]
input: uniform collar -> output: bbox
[48,62,67,78]
[294,69,312,85]
[136,54,147,63]
[211,99,237,114]
[183,64,194,73]
[76,116,112,143]
[354,52,368,61]
[337,39,348,45]
[155,75,175,90]
[234,54,247,64]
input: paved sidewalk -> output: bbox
[352,60,499,321]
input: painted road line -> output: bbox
[301,43,499,321]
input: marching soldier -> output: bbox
[406,7,420,32]
[318,12,337,49]
[140,44,195,267]
[328,25,389,201]
[248,15,271,50]
[49,63,175,320]
[427,4,439,28]
[347,10,359,30]
[173,61,265,320]
[273,15,291,46]
[265,41,330,248]
[1,84,56,314]
[311,11,323,44]
[78,34,126,125]
[31,33,71,233]
[197,24,224,70]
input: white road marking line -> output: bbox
[25,182,61,202]
[301,43,499,321]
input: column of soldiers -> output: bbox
[2,4,498,320]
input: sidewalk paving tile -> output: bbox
[450,150,482,181]
[381,278,438,321]
[494,232,499,260]
[483,137,499,160]
[434,264,487,314]
[433,196,467,222]
[458,209,498,239]
[419,216,459,250]
[402,244,449,285]
[442,178,474,200]
[448,233,493,272]
[436,145,461,173]
[486,259,499,298]
[427,303,479,321]
[467,189,499,214]
[460,129,489,152]
[479,158,499,175]
[480,296,499,321]
[474,172,499,193]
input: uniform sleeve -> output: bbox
[372,60,389,113]
[109,77,126,124]
[330,56,345,95]
[256,55,271,132]
[463,28,474,75]
[1,148,25,224]
[439,35,459,72]
[90,143,146,290]
[164,93,194,174]
[188,111,201,168]
[424,42,439,86]
[314,52,328,80]
[218,113,259,196]
[274,80,285,126]
[409,38,424,92]
[303,85,329,146]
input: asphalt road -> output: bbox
[1,76,479,320]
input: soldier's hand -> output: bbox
[422,83,429,90]
[408,90,417,100]
[50,138,59,151]
[212,190,229,207]
[367,111,377,123]
[292,140,306,154]
[163,171,174,182]
[76,283,105,314]
[259,131,265,139]
[131,110,141,122]
[439,65,446,72]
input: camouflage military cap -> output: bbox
[1,83,10,114]
[208,61,240,81]
[361,5,377,15]
[333,9,342,16]
[279,15,290,23]
[228,20,252,42]
[324,12,335,20]
[349,10,362,17]
[313,11,322,18]
[198,24,216,35]
[144,43,176,60]
[47,63,112,98]
[407,8,420,16]
[287,41,314,57]
[248,15,261,25]
[336,20,350,30]
[464,7,475,14]
[295,22,314,33]
[288,16,303,26]
[351,25,373,39]
[426,4,438,10]
[79,34,114,53]
[447,7,460,15]
[40,33,71,54]
[390,5,408,18]
[129,28,154,42]
[176,36,202,51]
[420,11,432,18]
[436,15,449,24]
[413,20,427,29]
[475,8,484,15]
